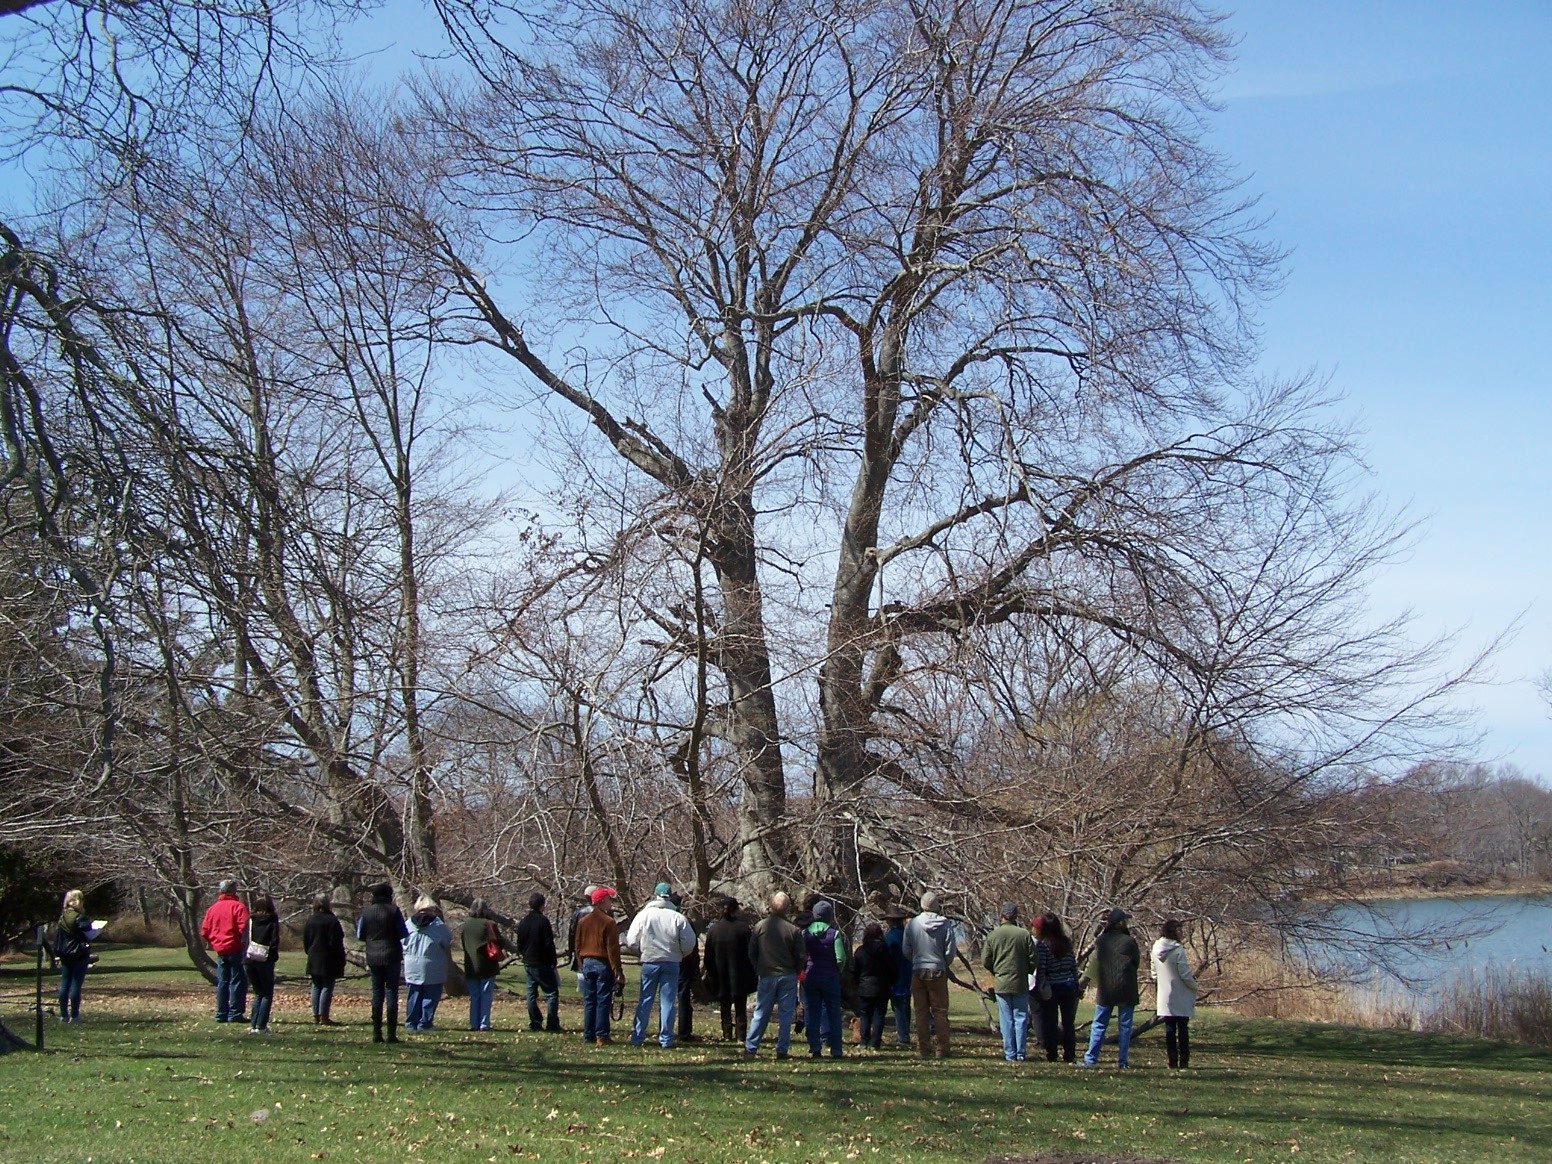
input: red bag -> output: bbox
[482,922,501,963]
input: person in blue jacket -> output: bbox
[882,906,913,1047]
[403,896,455,1031]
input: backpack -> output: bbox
[54,915,84,960]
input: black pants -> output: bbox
[1040,985,1079,1062]
[1164,1015,1190,1067]
[678,976,695,1040]
[369,965,400,1038]
[718,995,748,1040]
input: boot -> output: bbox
[387,1011,399,1044]
[372,1017,384,1043]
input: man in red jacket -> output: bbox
[200,879,250,1022]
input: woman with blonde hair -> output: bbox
[54,889,93,1023]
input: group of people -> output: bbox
[55,879,1200,1067]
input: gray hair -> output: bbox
[919,891,940,912]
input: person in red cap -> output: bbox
[572,887,624,1043]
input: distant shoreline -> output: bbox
[1325,881,1552,904]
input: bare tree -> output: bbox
[417,0,1461,903]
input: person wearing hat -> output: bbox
[573,887,624,1043]
[199,878,250,1023]
[981,902,1038,1062]
[625,882,698,1048]
[704,896,757,1041]
[402,895,454,1032]
[1081,907,1141,1067]
[902,891,958,1058]
[882,906,913,1047]
[801,899,849,1058]
[357,883,410,1043]
[516,892,563,1032]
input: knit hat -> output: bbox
[812,899,834,922]
[582,885,598,901]
[529,892,546,911]
[590,887,616,906]
[654,881,673,898]
[999,902,1019,919]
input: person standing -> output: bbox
[981,902,1036,1062]
[357,883,409,1044]
[902,891,957,1059]
[1034,911,1080,1062]
[566,885,598,991]
[303,893,347,1025]
[625,882,698,1049]
[742,891,805,1060]
[703,897,756,1041]
[53,889,93,1023]
[847,921,895,1051]
[668,892,702,1042]
[403,896,455,1032]
[245,894,280,1035]
[200,879,250,1023]
[516,892,563,1033]
[573,887,624,1044]
[462,898,515,1032]
[882,907,913,1047]
[1082,907,1141,1068]
[1151,918,1199,1068]
[800,899,848,1059]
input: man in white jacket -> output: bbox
[625,882,699,1048]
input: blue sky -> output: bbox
[1211,1,1552,776]
[356,0,1552,776]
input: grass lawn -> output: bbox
[2,946,1549,1163]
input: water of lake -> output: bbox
[1312,894,1552,995]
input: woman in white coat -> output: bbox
[1150,918,1198,1068]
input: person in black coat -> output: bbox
[303,893,348,1025]
[702,897,757,1041]
[515,892,562,1032]
[847,921,897,1050]
[356,883,409,1043]
[244,894,281,1034]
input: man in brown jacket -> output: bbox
[741,892,805,1059]
[573,887,625,1044]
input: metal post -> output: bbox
[35,925,45,1051]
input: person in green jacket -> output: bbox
[981,902,1037,1061]
[1081,907,1141,1068]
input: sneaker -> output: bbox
[741,1049,757,1060]
[775,1051,790,1060]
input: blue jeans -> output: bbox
[890,992,911,1045]
[405,982,443,1030]
[311,976,335,1018]
[248,961,276,1030]
[995,991,1031,1060]
[57,957,88,1020]
[214,952,247,1021]
[580,958,615,1041]
[744,973,798,1056]
[1084,1003,1135,1067]
[467,976,496,1030]
[803,977,844,1058]
[632,960,680,1047]
[525,965,561,1031]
